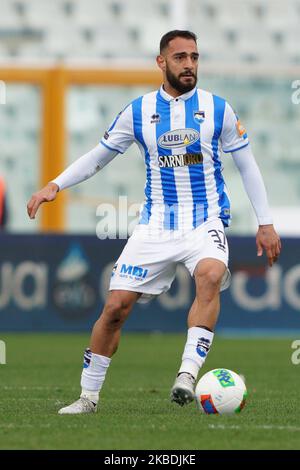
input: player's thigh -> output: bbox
[109,229,177,302]
[184,218,231,291]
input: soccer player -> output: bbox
[27,30,281,414]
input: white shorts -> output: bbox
[109,218,230,303]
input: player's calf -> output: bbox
[58,291,138,415]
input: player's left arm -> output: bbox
[220,102,281,267]
[230,145,281,267]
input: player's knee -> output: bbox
[196,268,223,291]
[102,298,132,329]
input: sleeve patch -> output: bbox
[236,120,248,139]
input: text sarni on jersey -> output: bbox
[158,152,203,168]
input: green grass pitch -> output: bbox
[0,333,299,450]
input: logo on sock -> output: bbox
[196,337,211,358]
[83,348,92,368]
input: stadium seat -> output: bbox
[0,0,299,233]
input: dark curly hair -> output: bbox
[159,30,197,53]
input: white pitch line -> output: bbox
[0,424,89,429]
[0,386,170,392]
[1,386,286,393]
[208,424,300,432]
[0,423,299,432]
[0,398,65,401]
[0,386,79,391]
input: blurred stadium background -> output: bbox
[0,0,300,334]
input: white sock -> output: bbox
[80,348,111,404]
[178,327,214,380]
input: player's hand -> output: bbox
[27,182,59,219]
[256,224,281,267]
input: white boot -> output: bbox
[170,372,196,406]
[58,397,97,415]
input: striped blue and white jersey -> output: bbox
[101,86,249,231]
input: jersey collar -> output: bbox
[159,85,197,102]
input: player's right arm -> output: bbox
[27,104,134,219]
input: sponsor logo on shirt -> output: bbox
[158,152,203,168]
[158,128,200,149]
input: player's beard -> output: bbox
[165,64,197,94]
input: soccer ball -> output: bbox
[195,368,247,415]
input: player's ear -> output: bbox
[156,54,166,72]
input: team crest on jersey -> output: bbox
[150,113,161,124]
[158,129,200,149]
[193,110,205,124]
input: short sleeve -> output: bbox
[221,102,249,153]
[100,104,134,154]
